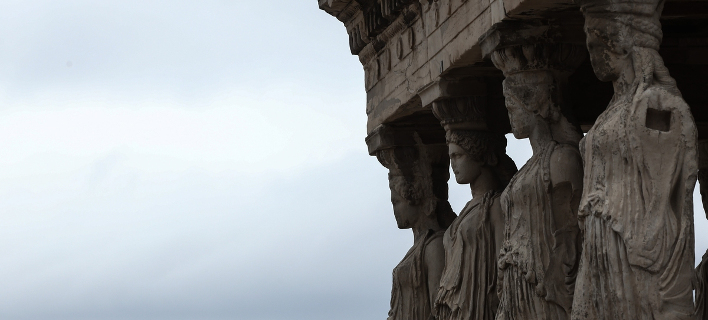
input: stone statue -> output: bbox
[491,43,586,320]
[431,97,518,320]
[571,0,698,318]
[378,136,457,320]
[695,140,708,319]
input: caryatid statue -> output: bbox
[572,0,698,318]
[372,128,457,320]
[431,97,518,320]
[491,43,586,320]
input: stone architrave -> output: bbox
[572,0,698,318]
[491,43,586,320]
[368,125,456,320]
[695,140,708,319]
[431,97,518,320]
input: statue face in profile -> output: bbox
[502,75,544,139]
[390,188,421,229]
[448,142,484,185]
[584,18,629,82]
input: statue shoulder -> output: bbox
[549,143,583,189]
[636,85,691,112]
[635,85,695,136]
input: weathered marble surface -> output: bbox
[491,43,585,320]
[572,0,698,318]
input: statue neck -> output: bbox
[412,216,441,243]
[612,58,637,104]
[470,168,498,200]
[530,118,554,154]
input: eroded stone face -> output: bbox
[389,177,422,229]
[501,73,555,139]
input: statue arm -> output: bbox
[544,145,583,311]
[424,236,445,312]
[549,145,583,212]
[490,196,505,255]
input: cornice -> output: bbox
[320,0,421,57]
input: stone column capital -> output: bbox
[431,96,489,132]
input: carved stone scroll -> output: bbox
[367,125,455,320]
[431,97,518,320]
[572,0,698,318]
[491,43,586,320]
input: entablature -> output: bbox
[320,0,708,136]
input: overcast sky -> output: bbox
[0,1,705,320]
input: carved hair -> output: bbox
[389,174,423,205]
[445,130,518,188]
[388,172,457,228]
[382,139,457,228]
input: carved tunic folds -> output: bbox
[435,191,501,320]
[387,230,444,320]
[571,86,697,320]
[496,142,578,320]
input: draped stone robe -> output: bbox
[435,191,502,320]
[571,84,697,320]
[496,141,580,320]
[387,230,445,320]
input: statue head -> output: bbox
[378,141,456,230]
[389,173,427,229]
[577,0,677,91]
[445,130,517,189]
[491,44,585,141]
